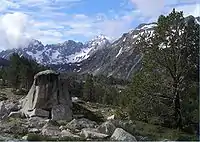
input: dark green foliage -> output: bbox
[124,9,199,133]
[83,74,95,101]
[1,53,47,90]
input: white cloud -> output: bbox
[0,0,198,51]
[0,0,19,12]
[173,3,200,17]
[130,0,200,23]
[130,0,165,16]
[0,12,31,49]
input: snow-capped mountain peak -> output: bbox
[0,35,110,65]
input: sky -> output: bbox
[0,0,199,50]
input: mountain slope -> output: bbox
[77,23,156,79]
[0,57,9,67]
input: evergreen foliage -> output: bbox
[123,9,199,132]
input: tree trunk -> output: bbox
[173,82,182,129]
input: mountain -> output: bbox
[0,16,199,80]
[76,23,156,79]
[0,57,9,67]
[76,16,199,80]
[0,35,110,65]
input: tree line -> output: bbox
[0,53,46,90]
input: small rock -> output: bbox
[28,128,41,133]
[107,115,115,120]
[136,136,149,141]
[61,130,80,138]
[41,123,61,136]
[80,128,109,139]
[51,104,72,121]
[66,118,98,130]
[111,120,136,134]
[4,124,28,135]
[59,125,65,131]
[28,108,49,118]
[28,117,47,128]
[0,101,6,118]
[8,111,24,118]
[22,135,28,140]
[97,121,116,136]
[111,128,137,141]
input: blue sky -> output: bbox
[0,0,199,50]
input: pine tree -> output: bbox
[82,74,95,102]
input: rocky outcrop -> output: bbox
[21,70,72,121]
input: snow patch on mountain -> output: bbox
[116,47,123,58]
[0,34,110,65]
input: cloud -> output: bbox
[173,3,200,17]
[0,12,31,49]
[0,0,198,51]
[0,0,19,12]
[130,0,200,23]
[130,0,165,16]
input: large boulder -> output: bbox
[21,70,72,121]
[111,128,137,141]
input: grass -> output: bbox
[134,120,198,141]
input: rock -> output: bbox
[111,120,136,134]
[5,101,20,112]
[0,101,6,118]
[41,123,61,136]
[97,121,116,136]
[21,70,72,121]
[8,111,24,118]
[22,135,28,140]
[136,136,149,141]
[27,108,49,118]
[66,118,98,130]
[80,128,109,139]
[51,104,72,121]
[107,115,115,120]
[72,97,79,102]
[28,128,41,133]
[61,130,80,138]
[0,101,22,119]
[111,128,137,141]
[4,124,28,135]
[28,117,48,128]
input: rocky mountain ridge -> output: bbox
[0,16,199,80]
[0,35,110,65]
